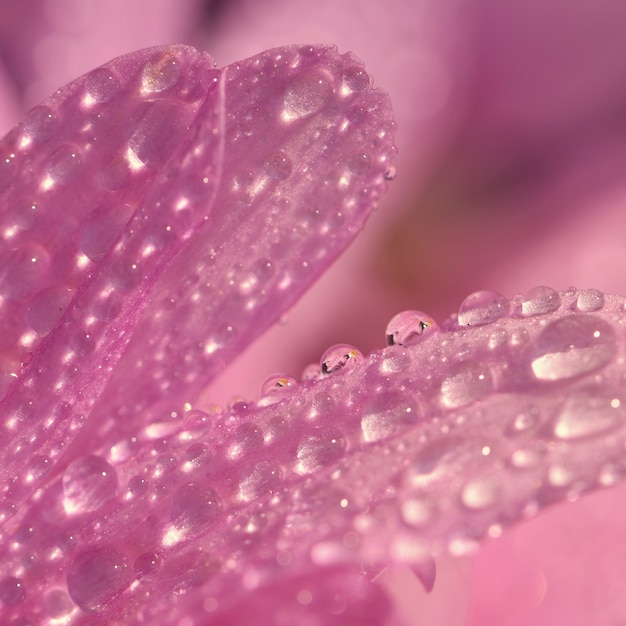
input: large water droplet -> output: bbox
[530,315,617,381]
[458,290,509,327]
[385,310,437,346]
[62,455,117,515]
[553,389,625,440]
[576,289,605,312]
[264,150,293,180]
[85,67,120,103]
[66,546,130,613]
[21,105,58,144]
[170,483,221,532]
[320,344,363,374]
[440,361,492,408]
[141,53,182,93]
[283,72,333,120]
[47,144,82,184]
[239,461,282,501]
[27,286,74,335]
[0,244,50,302]
[296,428,346,474]
[521,286,560,316]
[361,391,420,442]
[0,576,26,606]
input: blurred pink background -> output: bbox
[2,1,626,624]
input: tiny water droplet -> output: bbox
[264,150,293,180]
[576,288,605,312]
[530,315,617,381]
[458,290,509,327]
[66,546,131,613]
[440,361,492,408]
[320,343,363,374]
[62,455,118,514]
[342,66,370,94]
[510,447,541,469]
[134,552,161,579]
[385,310,437,346]
[47,144,82,184]
[260,374,297,397]
[283,72,333,120]
[553,389,625,440]
[361,391,420,442]
[384,166,397,181]
[461,476,500,510]
[170,483,221,532]
[521,286,561,316]
[21,106,58,143]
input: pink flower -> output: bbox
[2,2,626,624]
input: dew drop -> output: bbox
[361,391,420,442]
[85,67,120,103]
[0,244,50,302]
[43,589,74,618]
[0,576,26,606]
[320,344,363,374]
[170,483,221,532]
[264,150,293,180]
[283,72,333,120]
[553,389,625,440]
[385,310,437,346]
[296,427,346,474]
[440,361,492,408]
[62,455,118,515]
[384,166,397,181]
[530,315,617,381]
[47,144,82,184]
[127,475,148,497]
[66,546,130,613]
[458,290,509,327]
[227,422,264,459]
[341,66,370,94]
[521,286,561,316]
[141,53,182,93]
[21,106,58,143]
[239,461,282,501]
[27,286,74,335]
[79,203,134,262]
[134,552,161,579]
[461,476,500,510]
[260,374,297,397]
[576,288,605,312]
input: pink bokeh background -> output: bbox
[2,0,626,623]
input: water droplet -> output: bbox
[401,498,436,528]
[170,483,221,532]
[361,391,421,442]
[576,289,605,312]
[521,286,561,316]
[384,166,397,181]
[85,67,120,103]
[440,361,492,408]
[264,150,293,180]
[461,476,500,510]
[27,286,74,335]
[66,546,131,613]
[320,344,363,374]
[553,389,625,440]
[283,72,333,120]
[134,552,161,579]
[510,447,541,469]
[239,461,282,501]
[43,589,74,618]
[227,422,264,459]
[342,66,370,94]
[260,374,297,398]
[296,428,346,474]
[530,315,617,381]
[47,144,82,184]
[142,53,182,93]
[62,455,118,514]
[458,290,509,327]
[0,244,50,302]
[385,310,437,346]
[127,475,148,496]
[21,106,58,143]
[79,202,134,262]
[0,576,26,606]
